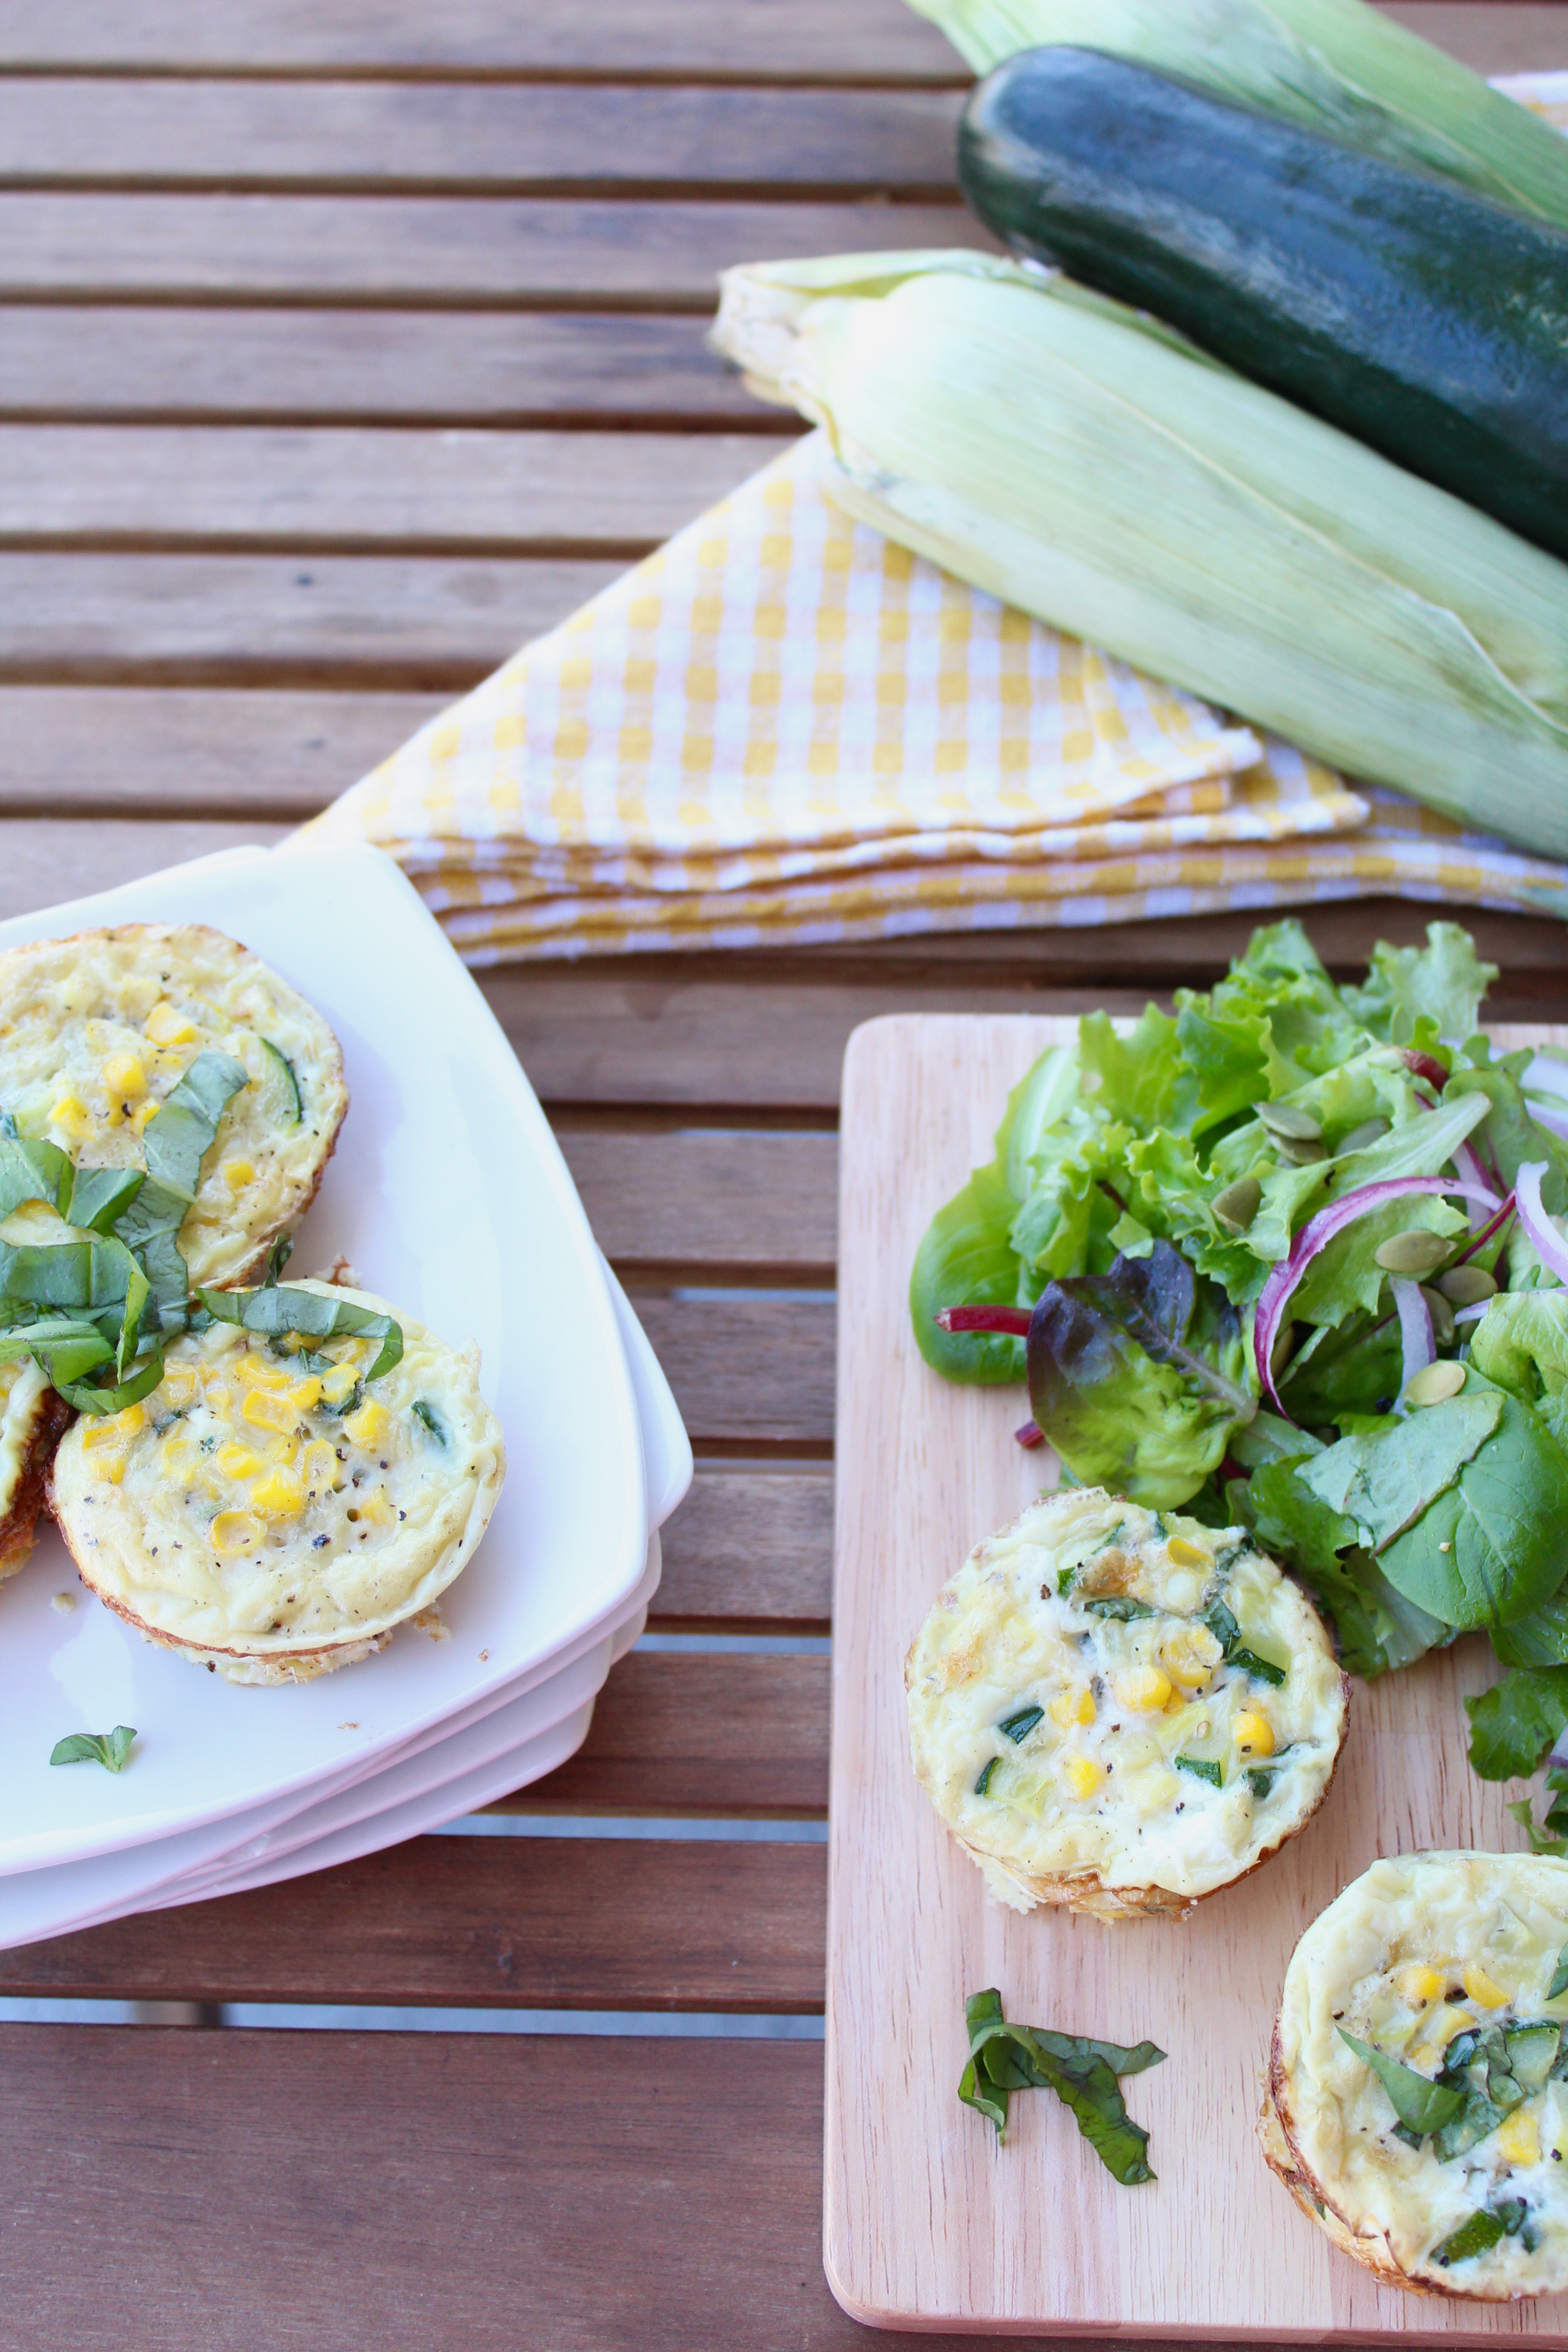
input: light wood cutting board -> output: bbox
[827,1013,1568,2342]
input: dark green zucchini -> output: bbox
[957,46,1568,564]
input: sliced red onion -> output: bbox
[1451,1142,1496,1230]
[935,1305,1032,1337]
[1014,1419,1046,1450]
[1515,1161,1568,1288]
[1391,1277,1435,1407]
[1452,1191,1516,1271]
[1452,1300,1490,1326]
[1253,1174,1502,1415]
[1525,1054,1568,1104]
[1527,1096,1568,1145]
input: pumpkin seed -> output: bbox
[1374,1230,1450,1275]
[1212,1177,1262,1235]
[1277,1136,1328,1165]
[1254,1100,1323,1142]
[1337,1117,1391,1155]
[1405,1360,1466,1407]
[1421,1284,1456,1347]
[1438,1264,1498,1306]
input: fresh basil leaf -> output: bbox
[142,1049,248,1204]
[64,1164,144,1236]
[49,1725,136,1772]
[55,1348,168,1416]
[1342,924,1495,1048]
[0,1318,114,1387]
[1337,2029,1465,2136]
[194,1283,402,1382]
[1432,2095,1505,2164]
[959,1989,1164,2181]
[0,1132,70,1220]
[1465,1667,1568,1781]
[1025,1240,1254,1510]
[1431,2208,1508,2267]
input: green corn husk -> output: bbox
[711,250,1568,862]
[906,0,1568,230]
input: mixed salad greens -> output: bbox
[912,921,1568,1821]
[0,1047,399,1412]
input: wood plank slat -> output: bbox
[0,0,965,81]
[0,1837,827,2011]
[0,306,771,426]
[559,1129,836,1278]
[514,1650,829,1816]
[0,424,789,553]
[0,552,620,688]
[0,818,291,921]
[0,2029,952,2352]
[0,193,988,308]
[631,1295,835,1449]
[0,691,441,821]
[0,82,965,196]
[650,1465,833,1629]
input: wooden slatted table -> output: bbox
[2,3,1566,2342]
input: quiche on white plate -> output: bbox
[48,1281,505,1684]
[0,920,348,1290]
[1266,1850,1568,2299]
[906,1486,1349,1919]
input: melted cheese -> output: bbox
[906,1487,1347,1917]
[1274,1852,1568,2297]
[49,1280,504,1680]
[0,922,347,1286]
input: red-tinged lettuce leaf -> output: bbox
[911,1159,1029,1385]
[1466,1666,1568,1781]
[1024,1240,1254,1509]
[1341,923,1496,1049]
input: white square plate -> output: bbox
[0,842,648,1872]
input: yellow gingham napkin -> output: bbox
[302,77,1568,960]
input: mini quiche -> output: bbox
[47,1281,504,1683]
[0,921,347,1288]
[1265,1851,1568,2299]
[0,1357,71,1584]
[906,1487,1348,1920]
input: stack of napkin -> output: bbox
[304,77,1568,962]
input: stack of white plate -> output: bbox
[0,842,691,1952]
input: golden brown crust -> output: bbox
[0,1387,73,1586]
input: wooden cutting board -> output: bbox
[827,1012,1568,2342]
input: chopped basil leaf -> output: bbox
[412,1398,449,1447]
[143,1049,249,1204]
[958,1987,1164,2183]
[1202,1597,1288,1686]
[1084,1596,1155,1622]
[1230,1646,1287,1688]
[195,1283,402,1383]
[999,1705,1044,1745]
[50,1725,136,1773]
[974,1758,999,1797]
[1337,2029,1465,2137]
[1245,1767,1276,1799]
[1175,1754,1222,1788]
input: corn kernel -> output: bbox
[202,1382,231,1415]
[211,1510,261,1554]
[285,1375,323,1413]
[103,1051,146,1099]
[236,1357,293,1392]
[1162,1627,1222,1689]
[1115,1665,1173,1712]
[242,1388,298,1436]
[145,1001,197,1047]
[1062,1753,1105,1801]
[83,1403,147,1447]
[343,1399,390,1449]
[130,1098,159,1135]
[51,1095,93,1144]
[1463,1962,1509,2010]
[1232,1710,1275,1756]
[222,1159,255,1193]
[319,1362,359,1405]
[216,1444,262,1481]
[160,1365,197,1407]
[161,1439,196,1478]
[358,1489,397,1527]
[1395,1965,1446,2008]
[1497,2109,1541,2169]
[251,1468,305,1519]
[301,1440,338,1494]
[1166,1535,1208,1568]
[1048,1686,1096,1730]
